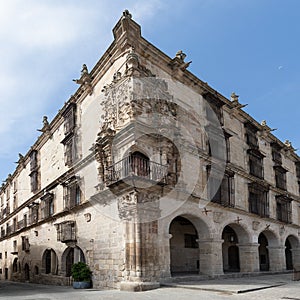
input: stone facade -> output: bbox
[0,11,300,291]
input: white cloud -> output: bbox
[0,0,166,180]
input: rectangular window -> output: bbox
[23,214,27,227]
[64,136,77,166]
[30,150,38,171]
[272,148,282,165]
[13,217,17,232]
[13,240,17,252]
[13,195,17,211]
[63,106,76,135]
[30,171,39,193]
[6,187,10,200]
[249,184,269,217]
[276,196,292,223]
[29,204,39,225]
[55,221,76,242]
[274,167,287,190]
[245,129,258,149]
[64,180,81,210]
[209,172,235,207]
[184,234,198,248]
[249,151,264,179]
[21,236,30,251]
[0,227,5,238]
[41,193,54,219]
[29,150,40,193]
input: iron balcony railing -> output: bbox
[106,155,168,186]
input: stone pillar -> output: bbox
[267,246,286,271]
[74,247,81,263]
[198,239,223,276]
[238,243,259,273]
[291,248,300,270]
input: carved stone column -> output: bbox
[119,190,161,291]
[198,239,223,276]
[267,246,286,271]
[238,243,260,273]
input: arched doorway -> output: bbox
[222,225,240,272]
[24,263,30,281]
[12,258,18,273]
[169,216,199,275]
[285,235,299,270]
[285,239,293,270]
[62,246,85,277]
[42,249,58,275]
[258,233,269,271]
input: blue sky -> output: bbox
[0,0,299,182]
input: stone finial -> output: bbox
[170,50,192,71]
[15,153,25,166]
[122,9,132,19]
[43,116,49,127]
[261,120,267,126]
[231,92,239,103]
[260,120,277,133]
[37,115,51,136]
[229,92,247,114]
[81,64,88,76]
[73,64,93,95]
[284,140,296,152]
[176,50,186,62]
[285,140,292,147]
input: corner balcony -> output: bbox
[106,155,168,188]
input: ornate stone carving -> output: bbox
[252,221,260,231]
[117,191,161,221]
[213,211,223,223]
[124,47,155,78]
[279,225,285,236]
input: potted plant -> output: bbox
[71,262,92,289]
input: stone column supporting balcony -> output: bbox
[238,243,260,273]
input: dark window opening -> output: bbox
[249,151,264,179]
[64,180,81,209]
[274,167,287,190]
[249,184,269,217]
[276,196,292,223]
[208,170,235,207]
[41,193,54,219]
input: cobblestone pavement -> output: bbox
[1,274,300,300]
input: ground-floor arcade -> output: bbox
[163,206,300,280]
